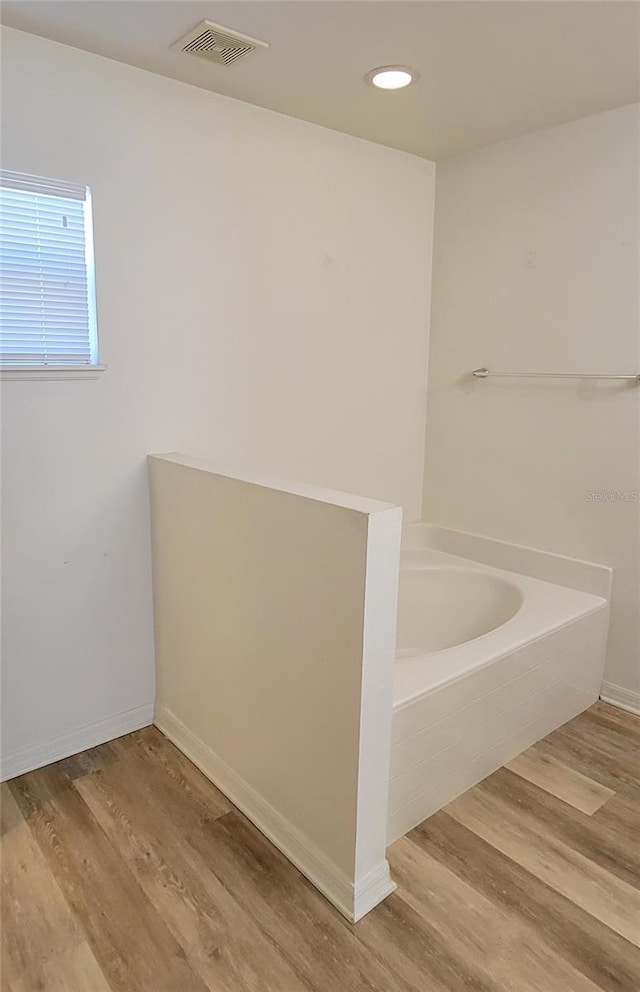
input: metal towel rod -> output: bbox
[472,367,640,383]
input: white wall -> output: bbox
[0,27,434,774]
[148,454,401,921]
[423,105,640,700]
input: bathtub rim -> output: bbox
[393,548,609,709]
[402,522,613,599]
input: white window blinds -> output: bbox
[0,170,99,367]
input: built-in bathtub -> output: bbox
[388,524,611,843]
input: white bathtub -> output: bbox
[388,527,611,843]
[396,562,523,658]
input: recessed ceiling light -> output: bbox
[365,66,416,90]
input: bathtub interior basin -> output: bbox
[396,566,524,656]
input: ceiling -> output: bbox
[1,1,638,160]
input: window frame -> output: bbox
[0,170,105,380]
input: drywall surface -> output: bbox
[423,105,640,698]
[148,454,401,920]
[0,26,434,775]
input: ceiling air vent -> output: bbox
[172,20,268,67]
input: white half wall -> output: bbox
[0,26,434,776]
[423,104,640,697]
[148,453,402,922]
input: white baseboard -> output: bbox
[1,702,154,782]
[600,682,640,716]
[155,704,394,923]
[352,861,396,921]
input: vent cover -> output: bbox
[172,20,268,67]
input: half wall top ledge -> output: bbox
[150,451,400,515]
[147,452,403,922]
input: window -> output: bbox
[0,170,100,372]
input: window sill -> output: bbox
[0,365,107,381]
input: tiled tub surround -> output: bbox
[388,525,611,843]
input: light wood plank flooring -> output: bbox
[2,701,639,991]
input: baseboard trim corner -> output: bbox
[600,682,640,716]
[154,704,389,923]
[353,860,396,923]
[1,701,154,782]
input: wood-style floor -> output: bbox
[2,701,639,991]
